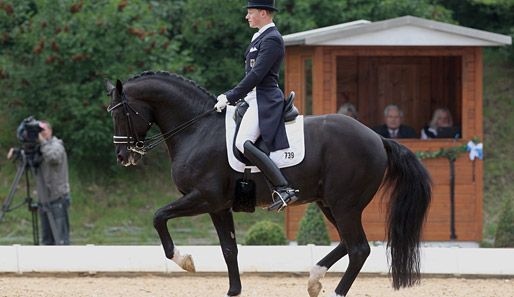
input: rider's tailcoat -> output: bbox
[225,26,289,152]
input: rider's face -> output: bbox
[246,9,266,29]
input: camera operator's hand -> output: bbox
[38,122,51,143]
[7,148,14,159]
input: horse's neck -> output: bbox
[146,90,222,158]
[128,79,211,128]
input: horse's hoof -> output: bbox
[180,254,196,273]
[308,279,322,297]
[308,265,328,297]
[171,248,196,273]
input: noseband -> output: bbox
[107,89,216,155]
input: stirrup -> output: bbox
[268,188,298,212]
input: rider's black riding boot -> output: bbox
[243,140,298,212]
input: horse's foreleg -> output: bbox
[153,190,212,272]
[210,209,242,297]
[308,202,348,297]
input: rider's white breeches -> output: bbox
[235,91,260,154]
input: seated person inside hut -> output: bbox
[337,103,360,121]
[373,104,417,139]
[421,107,461,139]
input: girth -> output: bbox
[232,92,299,165]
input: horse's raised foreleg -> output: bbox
[210,209,242,297]
[153,190,212,272]
[308,202,348,297]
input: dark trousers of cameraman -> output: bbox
[40,193,71,245]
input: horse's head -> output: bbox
[105,79,153,166]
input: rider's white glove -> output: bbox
[215,94,228,112]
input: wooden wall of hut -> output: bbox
[284,46,483,242]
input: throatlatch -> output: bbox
[243,140,298,212]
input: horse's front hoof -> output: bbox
[171,248,196,273]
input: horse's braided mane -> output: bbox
[126,70,216,100]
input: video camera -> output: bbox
[17,116,43,144]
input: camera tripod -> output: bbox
[0,148,61,245]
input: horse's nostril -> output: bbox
[117,154,124,163]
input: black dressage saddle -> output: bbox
[232,92,299,166]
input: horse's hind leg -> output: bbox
[308,202,348,297]
[153,190,212,272]
[210,209,242,297]
[331,210,371,297]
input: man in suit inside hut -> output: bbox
[373,104,417,139]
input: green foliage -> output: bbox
[181,0,252,95]
[277,0,453,34]
[0,0,195,168]
[494,198,514,247]
[244,220,286,245]
[482,50,514,241]
[437,0,514,63]
[346,0,454,23]
[296,203,331,246]
[415,137,480,162]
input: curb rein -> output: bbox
[107,90,216,155]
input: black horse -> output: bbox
[105,71,432,297]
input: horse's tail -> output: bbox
[381,137,432,289]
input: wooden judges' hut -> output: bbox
[283,16,511,242]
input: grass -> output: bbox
[0,146,283,245]
[481,48,514,243]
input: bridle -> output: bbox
[107,89,216,155]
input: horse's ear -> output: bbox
[116,79,123,95]
[105,79,115,93]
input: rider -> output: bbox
[214,0,298,212]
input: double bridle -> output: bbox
[107,89,216,155]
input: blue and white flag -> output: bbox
[467,141,483,160]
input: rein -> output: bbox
[107,91,216,155]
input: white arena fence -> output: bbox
[0,245,513,275]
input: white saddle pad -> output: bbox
[225,105,305,173]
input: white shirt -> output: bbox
[388,128,399,138]
[420,127,437,140]
[251,22,275,41]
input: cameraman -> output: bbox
[7,120,71,245]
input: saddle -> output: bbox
[232,92,299,166]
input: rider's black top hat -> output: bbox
[243,0,280,12]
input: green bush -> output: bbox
[0,0,195,168]
[494,198,514,247]
[297,203,331,245]
[244,220,286,245]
